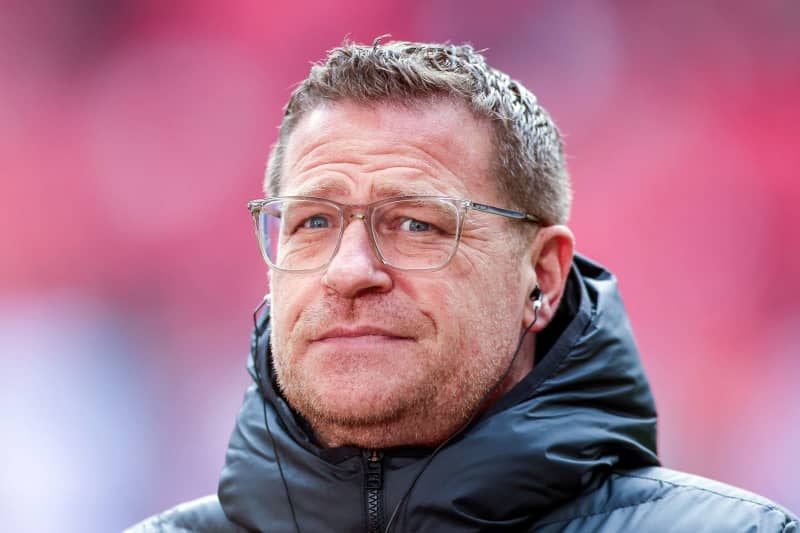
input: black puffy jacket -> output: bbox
[129,255,798,532]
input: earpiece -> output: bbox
[530,285,543,313]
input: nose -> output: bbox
[321,218,392,298]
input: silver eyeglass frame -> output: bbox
[247,195,542,273]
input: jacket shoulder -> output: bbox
[125,495,249,533]
[533,467,798,532]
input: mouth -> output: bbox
[313,326,413,344]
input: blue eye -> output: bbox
[400,218,431,232]
[303,215,331,229]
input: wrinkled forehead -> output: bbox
[278,99,499,201]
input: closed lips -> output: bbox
[314,326,411,341]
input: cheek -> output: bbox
[396,277,458,329]
[413,271,521,346]
[270,274,316,343]
[443,264,525,346]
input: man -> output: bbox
[130,40,798,532]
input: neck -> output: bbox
[478,331,536,414]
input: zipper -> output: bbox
[364,449,384,533]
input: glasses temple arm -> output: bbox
[469,201,541,224]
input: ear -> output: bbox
[522,225,575,332]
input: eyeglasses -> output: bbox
[247,196,541,272]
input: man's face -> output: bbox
[269,99,532,447]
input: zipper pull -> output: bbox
[365,449,383,490]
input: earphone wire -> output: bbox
[252,295,302,533]
[382,300,541,533]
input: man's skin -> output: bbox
[268,98,575,449]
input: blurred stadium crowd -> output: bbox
[0,1,797,531]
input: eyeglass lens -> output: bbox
[256,198,461,271]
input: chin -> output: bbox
[327,381,405,420]
[290,372,419,427]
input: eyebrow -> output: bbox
[371,181,443,198]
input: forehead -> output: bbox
[279,99,498,201]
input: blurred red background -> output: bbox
[1,1,797,530]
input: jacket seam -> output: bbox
[535,494,668,526]
[536,472,798,528]
[615,471,795,517]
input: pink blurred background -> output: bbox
[1,1,797,530]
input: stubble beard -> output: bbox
[269,294,521,448]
